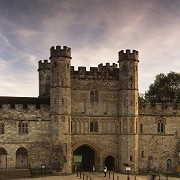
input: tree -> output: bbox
[145,72,180,104]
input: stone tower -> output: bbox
[118,50,139,173]
[38,60,51,97]
[49,46,72,173]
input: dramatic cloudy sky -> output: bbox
[0,0,179,97]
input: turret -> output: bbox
[49,45,72,173]
[50,46,71,58]
[118,49,139,173]
[119,50,138,61]
[38,60,51,97]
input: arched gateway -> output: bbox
[105,155,115,171]
[73,145,95,171]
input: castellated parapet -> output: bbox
[139,102,180,115]
[38,60,51,70]
[0,104,49,111]
[71,63,119,80]
[98,63,118,70]
[0,97,50,110]
[50,45,71,58]
[119,49,139,61]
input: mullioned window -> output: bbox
[18,121,28,134]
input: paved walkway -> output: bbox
[14,172,180,180]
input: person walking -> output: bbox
[103,166,107,177]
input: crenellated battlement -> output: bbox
[0,103,50,111]
[98,63,118,70]
[71,63,119,80]
[139,102,180,115]
[0,97,50,110]
[38,60,51,70]
[119,49,139,61]
[50,46,71,58]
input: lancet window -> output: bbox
[90,120,98,132]
[90,84,99,102]
[157,120,165,133]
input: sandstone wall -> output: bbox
[0,104,51,169]
[139,111,180,172]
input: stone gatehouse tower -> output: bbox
[0,45,179,174]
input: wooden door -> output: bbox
[0,148,7,169]
[16,147,28,169]
[0,154,7,169]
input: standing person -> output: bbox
[103,166,107,177]
[93,165,95,172]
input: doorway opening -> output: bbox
[167,159,172,172]
[16,147,28,169]
[73,145,95,171]
[0,148,7,169]
[105,155,115,171]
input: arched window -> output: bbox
[90,120,98,132]
[90,84,99,102]
[157,120,165,133]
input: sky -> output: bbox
[0,0,180,97]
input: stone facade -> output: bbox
[0,46,179,174]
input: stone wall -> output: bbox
[139,104,180,172]
[0,103,51,169]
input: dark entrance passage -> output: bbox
[167,159,172,172]
[73,145,95,171]
[105,156,115,171]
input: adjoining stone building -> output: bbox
[0,45,179,174]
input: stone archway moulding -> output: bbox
[103,153,117,161]
[72,140,100,153]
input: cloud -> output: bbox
[0,0,180,96]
